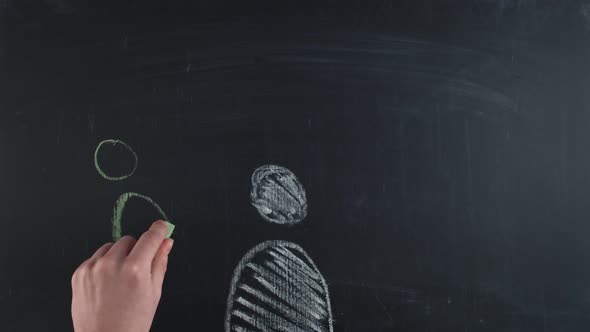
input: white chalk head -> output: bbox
[250,165,308,225]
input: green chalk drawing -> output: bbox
[94,139,138,181]
[111,192,169,241]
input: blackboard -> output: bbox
[2,1,590,331]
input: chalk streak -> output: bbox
[274,246,321,280]
[244,275,328,319]
[266,256,325,295]
[249,273,326,315]
[267,250,325,292]
[239,284,324,321]
[246,262,326,308]
[225,241,333,332]
[235,297,310,332]
[111,192,168,241]
[231,325,254,332]
[232,310,270,331]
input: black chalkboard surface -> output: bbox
[2,1,590,331]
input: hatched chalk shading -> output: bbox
[225,241,334,332]
[251,165,308,225]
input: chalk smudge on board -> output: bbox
[225,240,334,332]
[251,165,308,225]
[87,113,95,134]
[111,192,168,241]
[94,139,138,181]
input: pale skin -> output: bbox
[71,220,174,332]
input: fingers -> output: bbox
[151,238,174,288]
[104,235,137,260]
[91,242,114,260]
[128,221,168,266]
[74,242,114,271]
[85,242,114,266]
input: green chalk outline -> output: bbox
[112,192,169,241]
[94,139,138,181]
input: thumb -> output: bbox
[151,238,174,289]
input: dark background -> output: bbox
[1,0,590,331]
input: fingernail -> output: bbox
[153,220,166,228]
[151,220,169,235]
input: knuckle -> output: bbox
[99,242,114,251]
[93,258,115,273]
[120,235,136,243]
[71,268,81,285]
[124,263,142,275]
[122,263,144,282]
[73,263,86,279]
[72,261,90,286]
[123,265,144,287]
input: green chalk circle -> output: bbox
[94,139,138,181]
[111,192,168,241]
[165,221,175,238]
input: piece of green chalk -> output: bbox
[164,221,175,238]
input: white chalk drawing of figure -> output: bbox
[225,165,334,332]
[94,139,169,241]
[94,143,332,329]
[250,165,308,225]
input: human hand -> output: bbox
[71,220,174,332]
